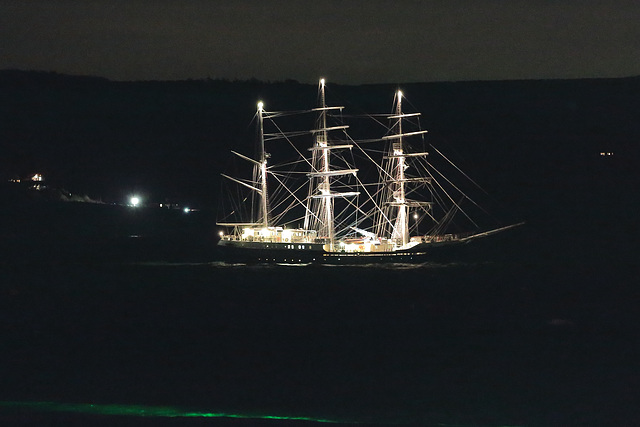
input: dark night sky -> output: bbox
[2,0,640,84]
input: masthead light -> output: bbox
[397,90,403,99]
[320,78,325,86]
[257,101,264,111]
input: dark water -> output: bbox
[1,251,638,426]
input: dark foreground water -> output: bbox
[1,252,638,426]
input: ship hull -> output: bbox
[217,239,464,265]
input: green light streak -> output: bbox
[0,400,524,426]
[0,400,346,423]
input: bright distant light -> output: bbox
[219,231,224,237]
[320,78,325,86]
[397,90,403,98]
[257,101,264,110]
[130,196,140,207]
[413,213,419,219]
[183,207,190,213]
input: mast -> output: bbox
[304,79,358,251]
[257,101,269,228]
[218,101,271,229]
[319,80,334,249]
[391,91,409,246]
[306,79,336,249]
[378,90,432,246]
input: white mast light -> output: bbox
[257,101,264,111]
[320,78,325,86]
[397,90,403,99]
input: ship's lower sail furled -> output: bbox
[216,80,521,264]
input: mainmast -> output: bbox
[305,79,358,251]
[319,80,334,248]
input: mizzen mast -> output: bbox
[257,101,269,228]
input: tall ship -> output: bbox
[216,80,520,264]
